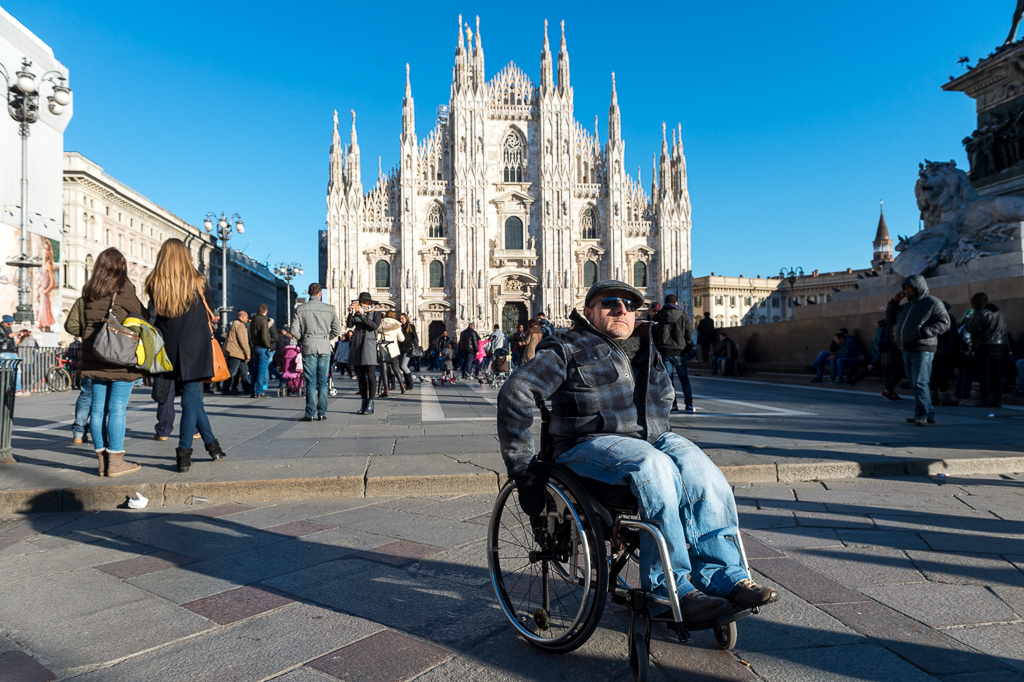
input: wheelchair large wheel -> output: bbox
[488,468,608,653]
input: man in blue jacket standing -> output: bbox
[885,275,950,426]
[497,280,778,623]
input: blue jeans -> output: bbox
[179,380,216,449]
[73,378,93,438]
[812,350,837,381]
[557,432,747,599]
[903,351,935,419]
[90,380,134,452]
[836,357,861,381]
[253,348,272,396]
[663,356,693,408]
[303,353,330,418]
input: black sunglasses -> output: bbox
[598,296,638,312]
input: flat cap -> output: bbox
[584,279,645,308]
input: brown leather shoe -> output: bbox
[153,435,168,441]
[728,579,779,608]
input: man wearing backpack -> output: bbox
[653,295,694,414]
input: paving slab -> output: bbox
[69,602,382,682]
[308,629,454,681]
[946,624,1024,674]
[742,642,947,682]
[861,583,1019,628]
[907,550,1024,588]
[788,545,926,587]
[819,600,1008,676]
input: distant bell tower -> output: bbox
[872,200,893,270]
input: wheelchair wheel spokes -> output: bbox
[488,474,607,653]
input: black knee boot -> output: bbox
[204,439,226,461]
[175,447,192,473]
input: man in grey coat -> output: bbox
[292,283,342,422]
[885,274,950,426]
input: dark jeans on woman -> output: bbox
[975,347,1005,405]
[356,365,377,402]
[179,380,216,450]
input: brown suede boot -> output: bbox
[105,450,141,477]
[95,450,107,477]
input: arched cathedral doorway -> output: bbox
[501,302,527,336]
[428,320,447,347]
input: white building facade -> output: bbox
[325,18,692,343]
[62,152,215,341]
[0,8,73,343]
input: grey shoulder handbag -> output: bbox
[92,291,140,367]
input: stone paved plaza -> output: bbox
[2,373,1024,680]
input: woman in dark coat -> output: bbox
[145,239,224,473]
[346,292,382,415]
[76,247,146,478]
[397,312,418,391]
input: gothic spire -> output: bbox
[346,109,361,188]
[676,123,684,159]
[875,201,891,243]
[473,15,485,88]
[651,154,658,199]
[540,19,553,91]
[456,13,464,53]
[594,115,599,146]
[402,64,415,142]
[661,122,668,156]
[671,126,677,158]
[329,109,343,193]
[557,20,570,90]
[608,72,621,142]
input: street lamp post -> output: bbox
[272,262,303,328]
[779,267,804,321]
[204,212,244,335]
[1,58,71,323]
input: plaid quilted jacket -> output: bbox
[497,310,675,476]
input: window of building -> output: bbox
[744,296,752,306]
[758,296,765,304]
[118,213,121,222]
[771,297,780,308]
[502,133,524,182]
[130,239,135,256]
[730,296,737,307]
[633,261,647,288]
[504,216,524,250]
[118,235,123,250]
[105,207,109,216]
[375,260,390,288]
[694,295,702,307]
[583,261,597,287]
[826,293,834,302]
[84,254,93,281]
[428,260,444,288]
[581,206,596,240]
[105,229,110,246]
[427,204,443,238]
[715,295,723,306]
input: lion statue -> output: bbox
[893,160,1024,276]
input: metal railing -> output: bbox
[15,346,66,394]
[0,358,20,463]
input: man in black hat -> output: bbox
[497,280,778,623]
[346,292,382,414]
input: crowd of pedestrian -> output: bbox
[807,274,1020,426]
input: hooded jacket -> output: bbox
[968,304,1008,349]
[884,275,950,353]
[653,303,693,356]
[496,309,674,476]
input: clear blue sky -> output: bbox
[4,0,1011,287]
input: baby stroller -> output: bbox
[480,348,512,389]
[278,345,304,397]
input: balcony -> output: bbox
[491,247,538,268]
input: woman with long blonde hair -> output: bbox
[145,239,225,472]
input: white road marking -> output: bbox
[421,379,494,422]
[683,394,815,417]
[14,403,158,434]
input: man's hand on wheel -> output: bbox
[514,465,548,517]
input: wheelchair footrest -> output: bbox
[683,606,755,632]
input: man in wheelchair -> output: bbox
[497,280,779,624]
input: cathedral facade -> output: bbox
[325,17,692,343]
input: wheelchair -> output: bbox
[487,407,759,681]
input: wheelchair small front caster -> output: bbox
[713,620,737,650]
[628,612,651,682]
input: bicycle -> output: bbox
[46,355,74,392]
